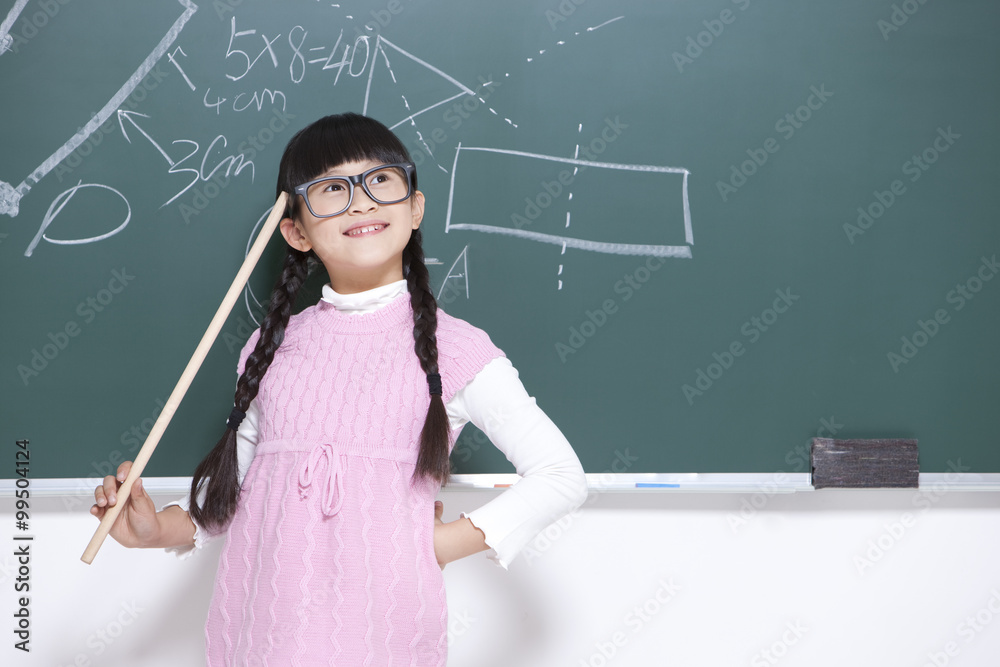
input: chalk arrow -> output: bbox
[0,0,197,225]
[117,111,176,167]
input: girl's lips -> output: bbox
[343,223,388,237]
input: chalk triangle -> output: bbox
[363,36,475,131]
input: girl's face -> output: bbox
[280,158,425,294]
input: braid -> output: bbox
[189,246,311,531]
[404,228,452,486]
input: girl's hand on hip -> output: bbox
[433,500,488,569]
[433,500,446,570]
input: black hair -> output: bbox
[189,113,449,532]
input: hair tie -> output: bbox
[426,373,442,396]
[227,407,247,431]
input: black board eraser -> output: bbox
[811,438,919,489]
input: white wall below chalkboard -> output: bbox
[4,487,1000,666]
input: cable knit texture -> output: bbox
[204,293,505,666]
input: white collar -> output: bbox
[320,279,408,315]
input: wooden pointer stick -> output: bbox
[81,192,288,564]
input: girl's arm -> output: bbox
[438,357,589,569]
[151,504,198,548]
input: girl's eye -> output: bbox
[323,181,346,192]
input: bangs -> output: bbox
[276,113,415,216]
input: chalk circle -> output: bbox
[32,183,131,256]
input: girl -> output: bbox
[91,112,588,666]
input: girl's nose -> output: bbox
[349,183,379,213]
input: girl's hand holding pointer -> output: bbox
[90,461,162,549]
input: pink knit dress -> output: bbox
[204,294,505,666]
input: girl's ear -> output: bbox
[280,216,312,252]
[410,190,425,230]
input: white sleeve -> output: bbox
[445,357,589,570]
[158,398,260,560]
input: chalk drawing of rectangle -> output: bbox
[444,144,693,258]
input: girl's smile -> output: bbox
[343,220,389,237]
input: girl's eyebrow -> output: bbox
[318,161,381,178]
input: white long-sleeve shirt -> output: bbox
[160,279,588,569]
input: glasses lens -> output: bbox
[364,166,410,203]
[306,178,352,216]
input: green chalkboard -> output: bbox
[2,0,999,481]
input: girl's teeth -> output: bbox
[348,225,384,236]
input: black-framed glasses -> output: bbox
[293,162,416,218]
